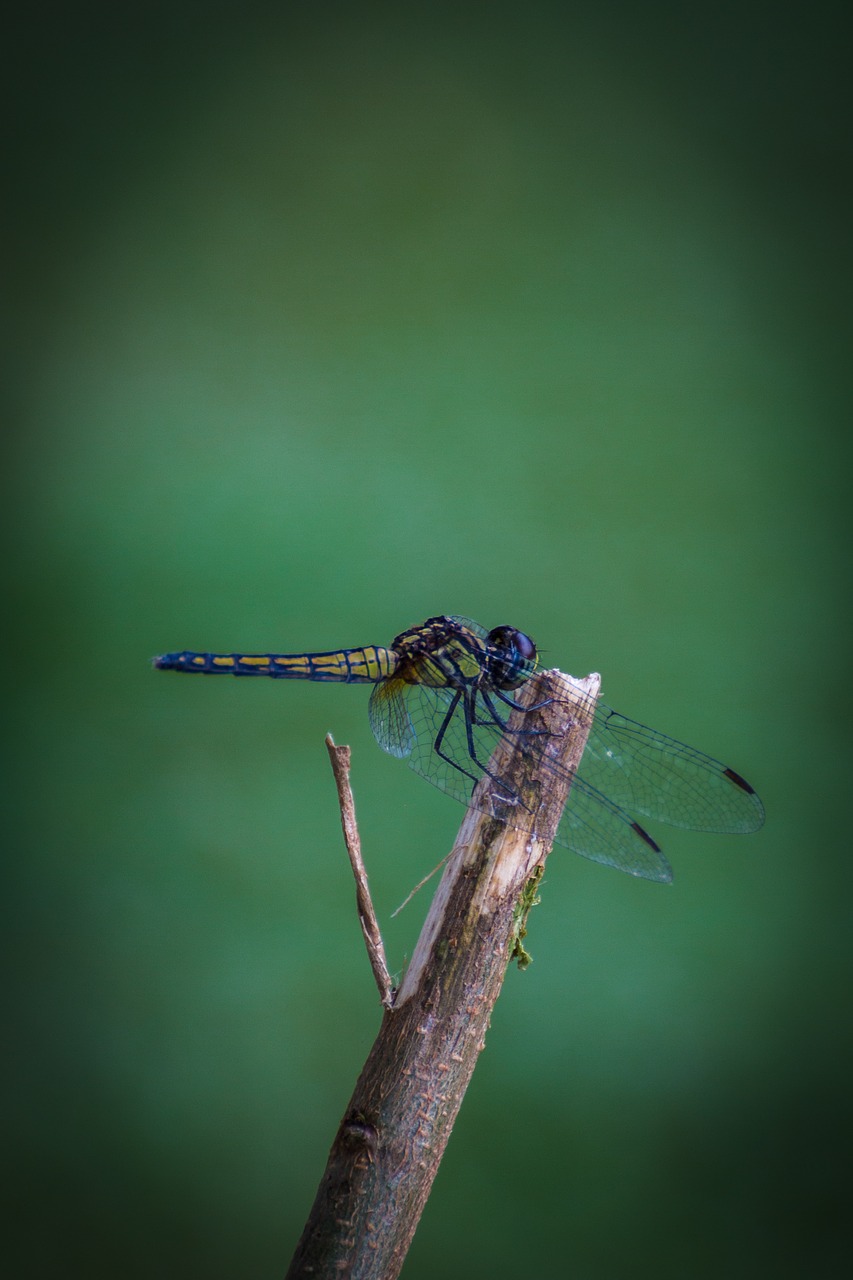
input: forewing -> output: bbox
[445,615,489,639]
[580,705,765,834]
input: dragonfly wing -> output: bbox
[559,776,673,882]
[374,679,743,883]
[398,682,539,825]
[401,683,493,803]
[580,704,765,833]
[446,615,489,640]
[368,678,416,759]
[403,684,673,879]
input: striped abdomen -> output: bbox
[154,646,397,683]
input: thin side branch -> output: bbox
[325,734,395,1009]
[289,668,601,1280]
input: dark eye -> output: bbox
[487,626,537,663]
[487,625,538,690]
[512,629,537,662]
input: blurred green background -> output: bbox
[5,2,850,1277]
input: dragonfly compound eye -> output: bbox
[486,626,538,688]
[512,630,537,663]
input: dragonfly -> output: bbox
[154,615,764,883]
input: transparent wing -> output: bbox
[557,775,673,882]
[445,615,490,639]
[385,682,674,882]
[375,682,483,804]
[368,677,416,759]
[581,704,765,834]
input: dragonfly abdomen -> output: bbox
[154,646,397,683]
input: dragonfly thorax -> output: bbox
[390,617,489,688]
[389,617,538,691]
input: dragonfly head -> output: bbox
[486,625,538,689]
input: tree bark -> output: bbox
[286,666,600,1279]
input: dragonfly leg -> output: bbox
[462,689,526,803]
[479,689,552,741]
[432,687,535,809]
[433,689,481,789]
[491,686,554,715]
[472,689,508,731]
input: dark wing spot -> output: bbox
[631,820,662,852]
[723,767,755,795]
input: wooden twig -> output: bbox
[326,734,395,1009]
[287,668,601,1280]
